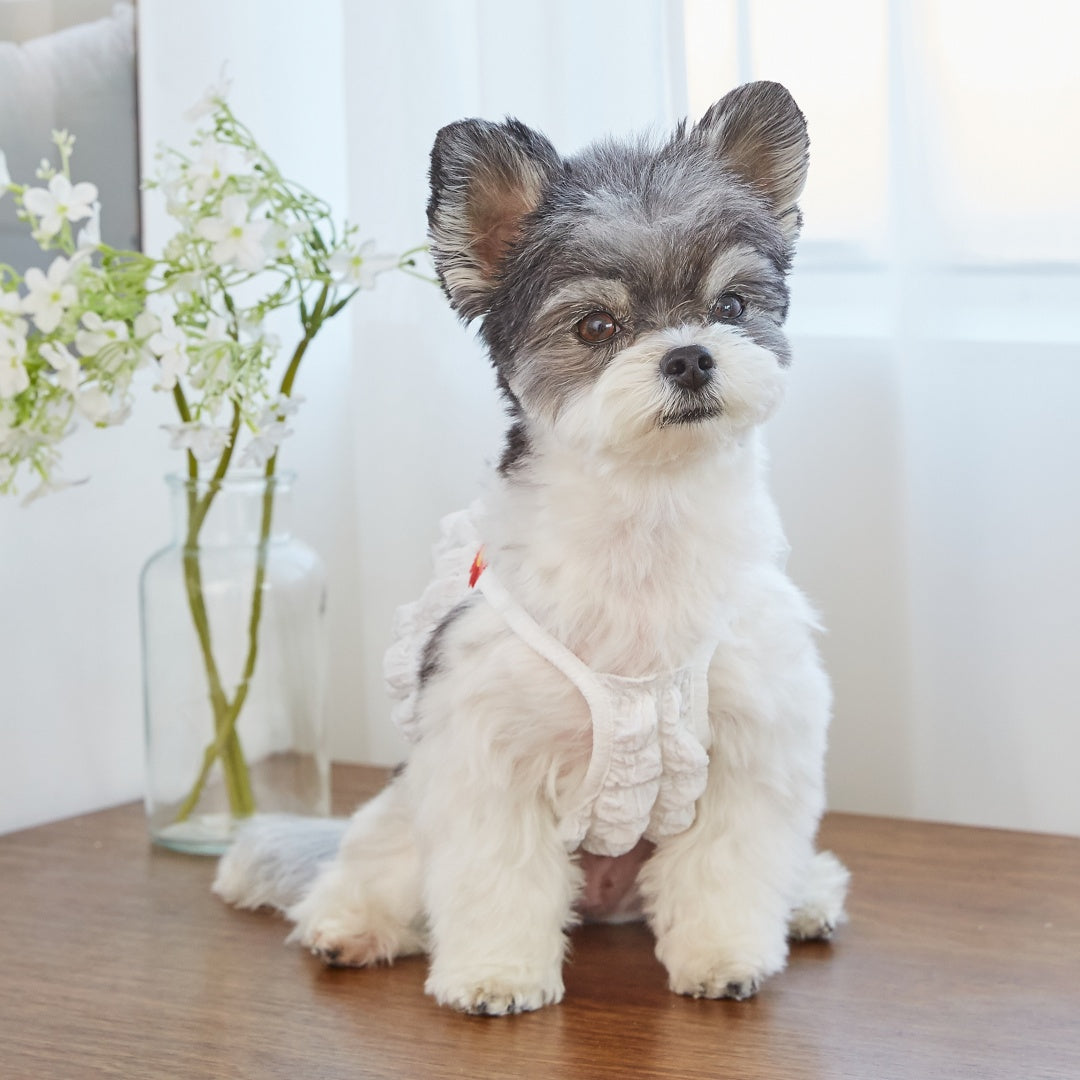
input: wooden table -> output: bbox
[2,764,1077,1079]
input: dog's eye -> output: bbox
[713,293,745,321]
[575,311,619,344]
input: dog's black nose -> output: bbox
[660,345,714,391]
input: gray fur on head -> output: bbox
[426,81,810,464]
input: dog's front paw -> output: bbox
[425,968,564,1016]
[668,963,764,1001]
[658,927,786,1002]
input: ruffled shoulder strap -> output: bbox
[383,503,483,742]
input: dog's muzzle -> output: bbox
[659,345,722,427]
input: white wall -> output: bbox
[769,331,1080,836]
[901,339,1080,833]
[767,335,916,821]
[3,1,1078,838]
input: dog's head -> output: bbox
[427,81,808,468]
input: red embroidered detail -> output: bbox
[468,547,487,588]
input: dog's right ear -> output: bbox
[427,118,560,321]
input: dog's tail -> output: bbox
[212,815,347,913]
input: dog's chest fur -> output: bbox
[482,428,785,679]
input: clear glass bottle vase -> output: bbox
[140,471,329,853]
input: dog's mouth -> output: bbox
[658,401,723,428]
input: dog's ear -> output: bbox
[692,81,809,241]
[427,118,560,321]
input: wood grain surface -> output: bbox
[1,764,1077,1079]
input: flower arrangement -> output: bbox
[1,83,424,829]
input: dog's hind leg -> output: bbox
[787,849,850,941]
[286,776,427,967]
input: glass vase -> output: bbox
[140,471,329,854]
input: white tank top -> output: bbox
[384,508,714,858]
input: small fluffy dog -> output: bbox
[215,79,849,1015]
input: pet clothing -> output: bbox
[384,507,713,858]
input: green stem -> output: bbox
[174,545,254,821]
[171,293,326,824]
[172,402,256,821]
[170,273,347,823]
[210,301,324,742]
[226,460,278,736]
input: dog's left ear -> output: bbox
[693,81,809,241]
[427,118,561,321]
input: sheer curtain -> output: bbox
[683,0,1080,833]
[340,1,689,765]
[684,0,1080,331]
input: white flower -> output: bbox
[39,341,81,392]
[195,194,269,272]
[239,393,303,464]
[0,149,10,195]
[156,349,189,391]
[76,201,102,250]
[147,313,190,391]
[116,311,161,370]
[181,313,231,390]
[75,311,129,359]
[0,290,21,317]
[133,311,161,340]
[184,70,233,123]
[328,240,398,289]
[186,139,248,201]
[238,419,291,467]
[204,314,231,342]
[163,420,230,462]
[0,319,30,398]
[258,393,303,425]
[52,130,76,158]
[263,221,309,261]
[22,173,99,240]
[161,181,189,221]
[163,269,206,297]
[76,387,110,423]
[76,386,130,426]
[21,255,78,333]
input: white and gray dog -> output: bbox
[215,79,849,1015]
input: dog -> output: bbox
[214,79,849,1015]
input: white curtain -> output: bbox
[682,0,1080,833]
[340,0,689,768]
